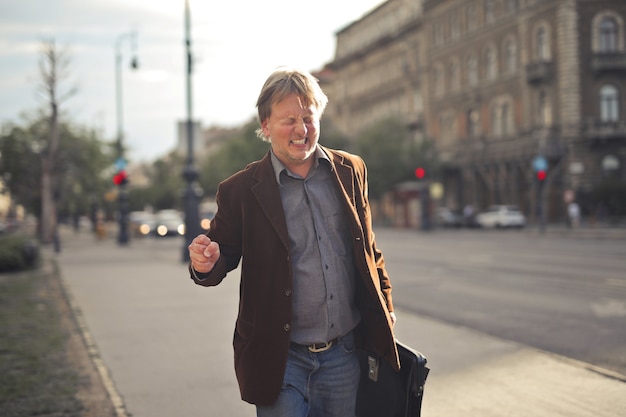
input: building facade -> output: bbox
[325,0,626,224]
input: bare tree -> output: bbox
[38,39,76,246]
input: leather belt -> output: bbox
[295,336,340,353]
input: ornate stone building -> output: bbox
[325,0,626,223]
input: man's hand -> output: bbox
[188,234,221,273]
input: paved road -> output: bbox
[54,227,626,417]
[379,228,626,375]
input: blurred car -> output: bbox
[129,211,155,237]
[153,210,184,237]
[435,207,462,228]
[475,205,526,229]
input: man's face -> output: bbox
[261,93,320,175]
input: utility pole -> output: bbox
[114,31,138,246]
[182,0,203,262]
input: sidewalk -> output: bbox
[54,228,626,417]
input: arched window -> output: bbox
[599,17,618,52]
[600,85,619,122]
[592,12,625,52]
[502,102,512,135]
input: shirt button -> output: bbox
[285,289,292,297]
[284,324,290,331]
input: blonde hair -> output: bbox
[255,67,328,141]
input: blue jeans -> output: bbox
[256,332,360,417]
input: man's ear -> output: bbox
[261,119,270,138]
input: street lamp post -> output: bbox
[114,31,138,246]
[182,0,203,262]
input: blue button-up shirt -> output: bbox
[271,146,361,345]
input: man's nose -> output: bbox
[294,118,307,136]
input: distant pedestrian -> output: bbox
[187,67,399,416]
[568,202,581,228]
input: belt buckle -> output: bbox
[308,341,333,353]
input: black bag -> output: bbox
[356,341,429,417]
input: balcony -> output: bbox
[591,52,626,73]
[583,119,626,141]
[526,60,553,84]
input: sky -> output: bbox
[0,0,385,162]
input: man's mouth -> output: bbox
[291,137,307,145]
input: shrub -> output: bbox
[0,234,40,273]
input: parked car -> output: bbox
[153,210,184,237]
[129,211,155,237]
[475,205,526,229]
[435,207,462,228]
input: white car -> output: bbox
[476,205,526,229]
[153,210,185,237]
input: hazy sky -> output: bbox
[0,0,385,162]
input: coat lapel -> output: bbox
[250,152,291,251]
[325,148,357,213]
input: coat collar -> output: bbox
[249,147,358,248]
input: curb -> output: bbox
[50,253,130,417]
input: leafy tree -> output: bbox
[0,116,114,226]
[133,153,185,211]
[199,120,268,196]
[353,116,439,200]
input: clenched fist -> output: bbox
[188,234,221,273]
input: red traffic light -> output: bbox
[415,167,426,179]
[113,170,128,185]
[536,170,546,181]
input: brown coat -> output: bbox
[190,147,399,405]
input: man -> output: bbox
[188,67,399,417]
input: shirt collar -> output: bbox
[270,145,330,185]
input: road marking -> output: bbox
[591,299,626,318]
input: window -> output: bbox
[502,102,512,135]
[467,109,480,137]
[467,55,478,86]
[536,26,550,60]
[434,66,445,97]
[450,61,460,91]
[600,85,619,122]
[491,104,501,137]
[485,0,495,23]
[451,12,460,39]
[538,90,552,126]
[467,4,477,31]
[599,17,618,52]
[485,46,497,80]
[504,38,517,73]
[434,24,444,46]
[505,0,518,14]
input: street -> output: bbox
[54,226,626,417]
[380,227,626,375]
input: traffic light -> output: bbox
[113,169,128,186]
[536,169,546,182]
[415,167,426,179]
